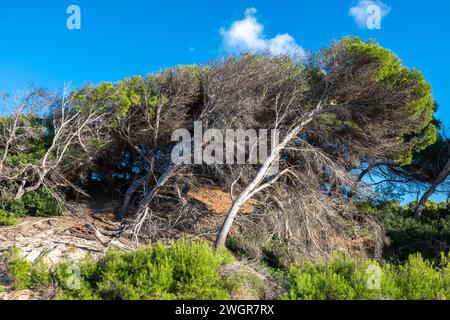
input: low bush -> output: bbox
[7,246,32,290]
[262,238,289,270]
[5,247,53,290]
[31,256,51,287]
[358,201,450,261]
[0,209,16,226]
[54,240,236,300]
[1,189,62,218]
[284,253,450,300]
[8,240,450,300]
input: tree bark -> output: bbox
[136,163,176,213]
[215,102,323,248]
[414,159,450,219]
[117,176,148,219]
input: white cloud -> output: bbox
[220,8,305,58]
[349,0,391,29]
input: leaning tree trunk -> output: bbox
[215,102,323,248]
[117,176,148,219]
[135,163,176,214]
[414,159,450,219]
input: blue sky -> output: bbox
[0,0,449,200]
[1,0,449,122]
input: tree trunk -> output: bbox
[414,159,450,219]
[136,163,176,213]
[117,176,148,219]
[215,102,323,248]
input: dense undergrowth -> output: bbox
[359,201,450,262]
[0,190,62,226]
[284,253,450,300]
[4,241,242,300]
[0,209,16,226]
[3,200,450,300]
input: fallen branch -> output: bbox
[84,224,130,251]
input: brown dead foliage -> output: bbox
[187,187,257,215]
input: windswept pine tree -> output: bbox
[310,38,437,177]
[0,37,443,260]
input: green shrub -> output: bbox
[284,253,450,300]
[53,258,101,300]
[225,234,262,261]
[238,273,266,299]
[358,201,450,261]
[6,248,53,289]
[0,209,16,226]
[7,246,32,290]
[54,240,235,300]
[222,270,267,300]
[262,238,288,270]
[31,256,51,287]
[284,254,383,300]
[2,189,62,217]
